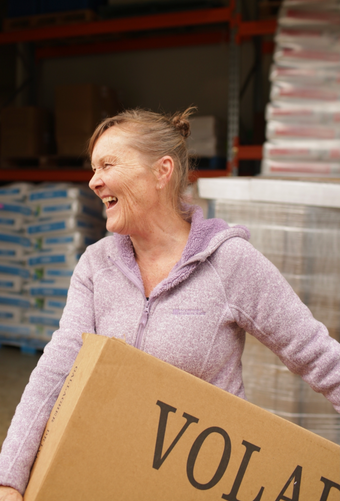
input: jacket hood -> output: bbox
[179,205,250,264]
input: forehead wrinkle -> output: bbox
[101,154,119,164]
[91,154,120,170]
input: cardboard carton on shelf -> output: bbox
[24,333,340,501]
[0,107,53,158]
[55,84,119,156]
[55,85,118,131]
[56,134,90,157]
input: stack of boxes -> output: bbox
[0,107,53,159]
[187,116,227,169]
[55,84,118,157]
[213,195,340,444]
[262,0,340,177]
[0,84,118,161]
[0,182,106,350]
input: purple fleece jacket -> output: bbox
[0,206,339,494]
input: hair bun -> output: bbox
[172,116,191,139]
[171,106,197,139]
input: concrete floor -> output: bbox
[0,346,41,449]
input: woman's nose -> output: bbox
[89,170,104,191]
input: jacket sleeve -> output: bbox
[0,249,96,495]
[223,238,340,414]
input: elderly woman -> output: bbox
[0,108,339,500]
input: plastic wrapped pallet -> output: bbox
[0,183,106,349]
[22,183,106,341]
[212,197,340,444]
[262,0,340,177]
[242,335,340,444]
[0,184,34,348]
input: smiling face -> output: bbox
[89,127,161,236]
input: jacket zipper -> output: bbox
[134,298,150,350]
[110,257,151,349]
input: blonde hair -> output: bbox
[88,107,196,217]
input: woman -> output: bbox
[0,108,339,500]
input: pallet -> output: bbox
[0,155,91,170]
[3,9,97,32]
[0,337,46,355]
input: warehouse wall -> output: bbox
[37,41,256,128]
[39,44,230,116]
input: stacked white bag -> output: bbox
[0,183,36,347]
[0,182,106,350]
[262,0,340,176]
[24,183,105,345]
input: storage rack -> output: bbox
[0,2,277,183]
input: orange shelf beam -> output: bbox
[36,29,229,59]
[0,169,93,183]
[238,19,277,40]
[0,168,230,183]
[189,169,229,182]
[0,7,231,45]
[237,145,263,160]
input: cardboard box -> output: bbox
[0,107,53,158]
[55,84,118,155]
[25,333,340,501]
[56,134,90,156]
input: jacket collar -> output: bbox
[113,205,250,297]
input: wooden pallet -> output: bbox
[3,9,97,32]
[0,337,46,354]
[0,155,91,170]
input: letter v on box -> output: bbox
[25,334,340,501]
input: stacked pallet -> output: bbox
[198,177,340,444]
[0,184,33,346]
[0,182,105,350]
[214,197,340,444]
[262,0,340,177]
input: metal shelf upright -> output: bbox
[227,0,277,174]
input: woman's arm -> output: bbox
[220,238,340,412]
[0,249,97,494]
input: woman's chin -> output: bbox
[106,220,128,235]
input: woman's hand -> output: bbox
[0,486,22,501]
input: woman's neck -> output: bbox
[131,211,191,263]
[130,209,191,297]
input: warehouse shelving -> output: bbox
[0,4,277,182]
[0,167,227,183]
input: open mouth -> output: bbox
[102,196,118,209]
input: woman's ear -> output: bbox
[155,156,174,190]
